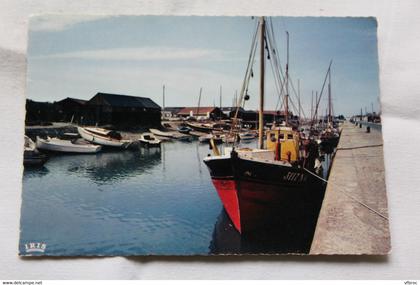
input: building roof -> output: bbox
[56,97,88,105]
[88,92,161,110]
[178,107,220,116]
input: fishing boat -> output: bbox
[77,126,132,148]
[139,133,161,147]
[203,17,325,233]
[36,136,102,153]
[24,136,48,167]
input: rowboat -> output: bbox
[77,127,131,148]
[149,128,191,141]
[177,126,192,134]
[36,136,102,153]
[24,136,48,167]
[139,133,161,147]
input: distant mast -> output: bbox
[219,85,222,121]
[285,31,289,126]
[258,16,265,149]
[162,84,165,111]
[298,79,301,125]
[197,87,202,118]
[328,68,332,125]
[311,90,314,124]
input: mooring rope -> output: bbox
[303,167,389,221]
[336,144,383,151]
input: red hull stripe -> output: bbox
[211,179,242,233]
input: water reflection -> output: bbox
[65,148,162,185]
[209,206,321,254]
[23,166,49,179]
[23,148,162,185]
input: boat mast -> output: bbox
[311,90,314,125]
[163,84,165,111]
[298,78,301,125]
[219,85,222,121]
[328,68,332,126]
[285,31,289,126]
[258,16,265,149]
[315,91,318,126]
[197,87,202,118]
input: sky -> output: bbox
[27,15,380,117]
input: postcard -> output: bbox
[20,15,390,256]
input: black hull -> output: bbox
[204,152,326,233]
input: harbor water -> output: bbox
[20,139,332,255]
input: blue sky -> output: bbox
[27,15,380,117]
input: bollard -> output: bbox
[359,123,362,128]
[366,126,371,133]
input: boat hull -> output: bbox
[204,153,326,233]
[139,140,161,147]
[36,137,102,153]
[78,127,130,148]
[24,150,49,167]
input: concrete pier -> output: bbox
[310,121,391,255]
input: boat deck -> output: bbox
[310,121,391,254]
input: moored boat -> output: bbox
[36,136,102,153]
[77,127,132,148]
[149,128,191,141]
[177,125,192,134]
[203,17,325,234]
[139,133,161,147]
[24,136,48,167]
[186,121,216,133]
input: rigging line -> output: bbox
[266,28,284,107]
[313,60,333,124]
[230,20,260,143]
[266,18,287,112]
[288,76,307,120]
[302,167,389,221]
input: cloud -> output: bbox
[29,15,111,32]
[32,47,239,62]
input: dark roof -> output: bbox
[89,92,161,110]
[56,97,88,105]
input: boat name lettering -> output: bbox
[283,172,306,182]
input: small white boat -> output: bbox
[149,128,174,138]
[77,127,132,148]
[139,133,161,147]
[36,136,102,153]
[149,128,190,141]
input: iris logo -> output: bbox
[24,242,46,253]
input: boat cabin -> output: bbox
[265,127,299,162]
